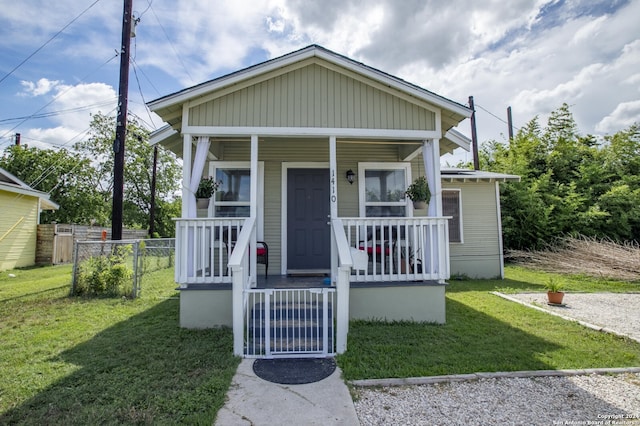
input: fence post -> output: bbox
[70,240,79,295]
[132,240,139,298]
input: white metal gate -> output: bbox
[244,288,336,358]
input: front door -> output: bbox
[287,168,330,273]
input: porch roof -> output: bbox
[441,169,521,182]
[149,125,472,160]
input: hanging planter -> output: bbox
[195,177,221,209]
[412,200,427,210]
[405,176,431,210]
[196,198,210,209]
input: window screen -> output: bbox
[442,190,462,243]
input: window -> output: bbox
[442,189,462,243]
[359,163,410,217]
[213,167,251,217]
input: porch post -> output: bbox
[181,134,192,218]
[250,135,258,285]
[423,139,447,282]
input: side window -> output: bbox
[359,164,409,217]
[442,190,462,243]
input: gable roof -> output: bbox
[149,44,471,121]
[0,167,59,210]
[148,45,472,154]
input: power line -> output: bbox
[0,98,116,124]
[148,2,194,84]
[0,0,102,86]
[131,60,158,130]
[475,102,522,133]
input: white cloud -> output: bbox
[18,82,118,148]
[19,78,61,97]
[595,100,640,133]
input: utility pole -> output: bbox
[14,133,20,145]
[507,106,514,142]
[468,96,479,170]
[111,0,133,241]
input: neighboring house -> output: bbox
[0,167,59,271]
[148,45,519,358]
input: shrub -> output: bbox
[73,245,133,297]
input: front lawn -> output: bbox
[0,265,239,425]
[337,266,640,380]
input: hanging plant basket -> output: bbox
[413,201,427,210]
[406,176,431,208]
[196,198,210,209]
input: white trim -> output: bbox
[149,125,177,146]
[444,128,471,152]
[183,126,442,140]
[181,103,189,133]
[442,189,463,244]
[208,161,265,240]
[357,162,412,218]
[495,181,505,279]
[280,161,330,275]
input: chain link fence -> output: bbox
[71,238,175,298]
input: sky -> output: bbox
[1,0,639,165]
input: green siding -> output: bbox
[0,191,39,270]
[189,63,436,130]
[444,181,503,279]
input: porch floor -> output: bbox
[256,274,330,289]
[255,275,443,289]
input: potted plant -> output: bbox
[195,177,220,209]
[544,278,565,305]
[406,176,431,209]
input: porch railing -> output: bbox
[340,217,450,282]
[174,218,245,285]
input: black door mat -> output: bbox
[253,358,336,385]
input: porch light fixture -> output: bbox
[346,169,355,184]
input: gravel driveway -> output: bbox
[352,292,640,425]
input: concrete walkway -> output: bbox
[215,359,360,426]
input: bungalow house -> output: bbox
[148,45,519,358]
[0,167,59,271]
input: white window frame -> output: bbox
[208,161,265,240]
[358,162,412,218]
[442,188,463,244]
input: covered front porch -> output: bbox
[170,134,453,357]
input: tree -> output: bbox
[481,104,640,249]
[1,112,181,236]
[0,144,110,224]
[74,112,181,236]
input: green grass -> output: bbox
[3,263,639,421]
[0,265,239,425]
[337,265,640,380]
